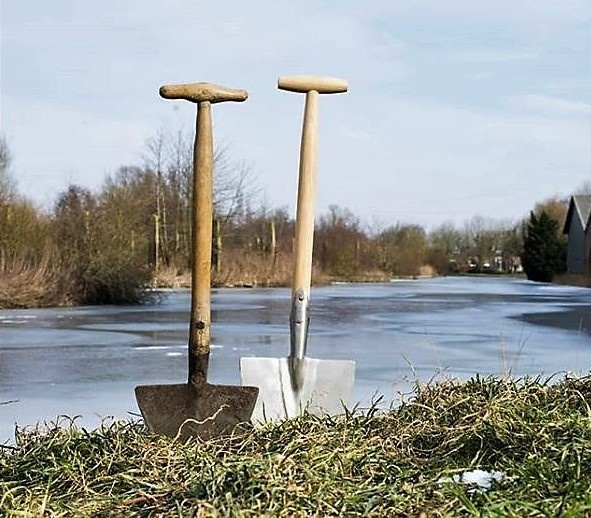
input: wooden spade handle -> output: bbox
[160,82,248,385]
[160,83,248,104]
[278,76,348,94]
[189,101,214,384]
[292,91,319,297]
[283,76,348,297]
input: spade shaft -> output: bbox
[189,101,213,385]
[291,89,318,301]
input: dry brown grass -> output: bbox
[0,252,72,309]
[213,250,293,287]
[152,250,335,290]
[152,252,441,291]
[157,250,335,289]
[152,266,191,288]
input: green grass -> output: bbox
[2,374,591,516]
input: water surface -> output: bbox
[2,276,591,443]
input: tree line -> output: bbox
[0,131,574,308]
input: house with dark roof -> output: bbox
[563,194,591,275]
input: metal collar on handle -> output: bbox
[288,288,310,392]
[290,288,310,360]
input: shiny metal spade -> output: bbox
[240,76,355,422]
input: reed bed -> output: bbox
[2,375,591,516]
[0,253,68,309]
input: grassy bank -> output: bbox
[2,375,591,516]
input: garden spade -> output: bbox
[240,76,355,422]
[135,83,258,440]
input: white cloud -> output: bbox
[510,95,591,117]
[448,50,539,64]
[365,0,591,29]
[339,126,375,142]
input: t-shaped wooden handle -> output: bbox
[278,75,348,94]
[160,82,248,104]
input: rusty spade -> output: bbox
[135,82,258,440]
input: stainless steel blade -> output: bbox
[240,357,355,422]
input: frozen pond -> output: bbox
[2,276,591,443]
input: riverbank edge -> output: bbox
[2,373,590,515]
[0,271,439,309]
[6,271,590,311]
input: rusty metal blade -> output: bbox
[135,382,259,441]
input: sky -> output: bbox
[1,0,590,230]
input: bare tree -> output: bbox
[213,144,258,224]
[0,135,15,199]
[142,126,259,270]
[144,130,169,269]
[533,196,569,232]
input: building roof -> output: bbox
[563,195,591,234]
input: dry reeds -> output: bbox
[212,250,299,288]
[0,249,69,309]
